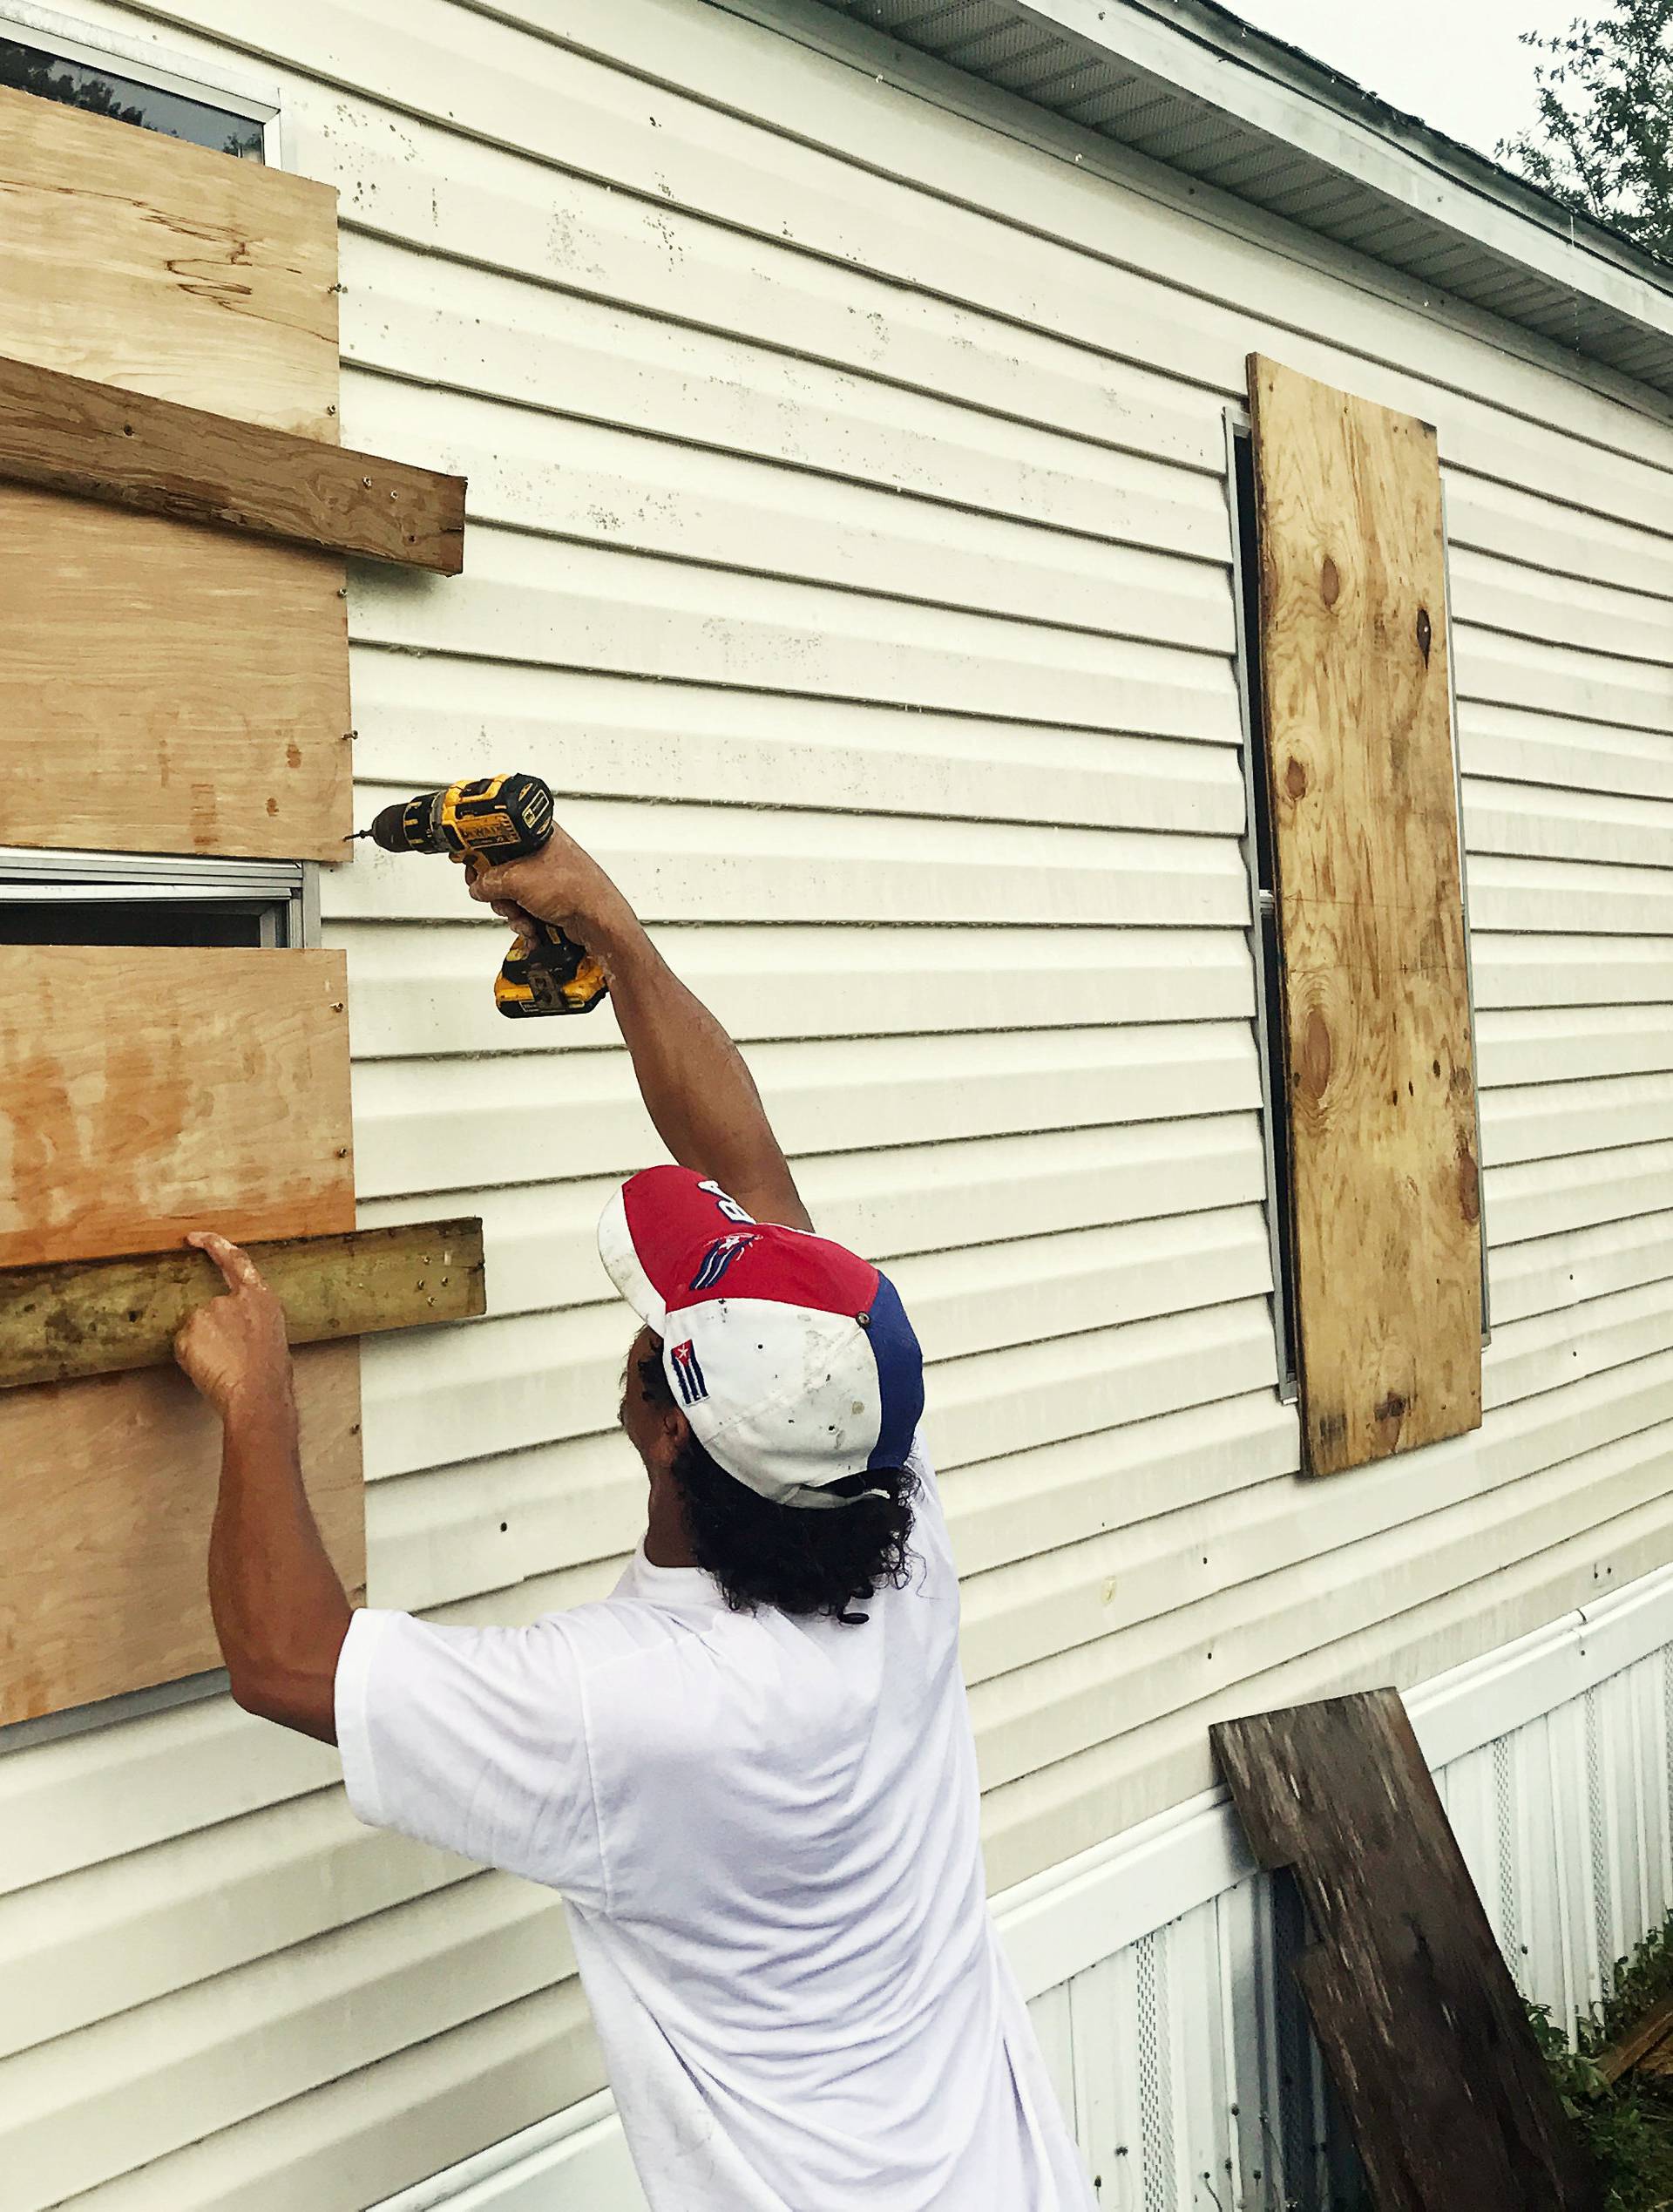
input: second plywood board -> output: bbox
[0,1342,364,1724]
[0,485,352,858]
[0,80,338,436]
[1249,355,1482,1477]
[0,946,356,1268]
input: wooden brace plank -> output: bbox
[1248,354,1482,1477]
[1596,1994,1673,2087]
[0,1219,486,1389]
[0,353,465,573]
[1213,1693,1599,2212]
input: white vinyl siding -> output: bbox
[1,0,1670,2203]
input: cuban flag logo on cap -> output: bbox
[669,1339,708,1406]
[689,1232,756,1293]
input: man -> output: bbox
[175,819,1095,2211]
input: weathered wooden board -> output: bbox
[1599,1994,1673,2087]
[0,1342,364,1725]
[0,80,338,436]
[1213,1693,1599,2212]
[0,947,355,1269]
[0,1218,486,1388]
[1249,354,1482,1477]
[0,484,352,858]
[0,353,464,573]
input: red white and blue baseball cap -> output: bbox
[598,1166,924,1510]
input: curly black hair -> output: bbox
[638,1348,918,1625]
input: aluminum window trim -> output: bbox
[0,1,280,128]
[0,851,313,947]
[0,879,288,902]
[1223,408,1297,1407]
[0,846,302,892]
[0,1667,230,1756]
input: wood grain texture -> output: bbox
[1213,1692,1599,2212]
[0,1342,363,1725]
[0,484,352,858]
[0,947,355,1269]
[0,80,338,437]
[1249,354,1482,1478]
[0,1219,486,1388]
[0,354,464,573]
[1597,1995,1673,2087]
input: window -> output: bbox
[0,10,307,1754]
[0,12,305,974]
[0,853,313,1754]
[1226,396,1491,1452]
[0,849,313,949]
[0,5,276,160]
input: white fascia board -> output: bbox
[1011,0,1673,343]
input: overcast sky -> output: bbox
[1229,0,1588,159]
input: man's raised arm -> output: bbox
[469,827,812,1233]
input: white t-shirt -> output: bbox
[335,1442,1094,2211]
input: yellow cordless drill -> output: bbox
[352,772,608,1019]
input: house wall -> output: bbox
[1,0,1670,2204]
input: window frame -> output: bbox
[0,0,283,162]
[1225,412,1300,1404]
[0,841,322,1756]
[0,846,317,949]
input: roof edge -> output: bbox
[1024,0,1673,321]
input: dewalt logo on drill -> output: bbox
[456,809,517,851]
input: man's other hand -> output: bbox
[174,1232,293,1419]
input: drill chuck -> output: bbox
[366,793,440,853]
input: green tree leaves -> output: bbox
[1500,1,1673,261]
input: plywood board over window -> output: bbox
[0,942,362,1724]
[0,1344,365,1724]
[0,80,338,435]
[0,946,356,1268]
[0,486,352,861]
[1248,355,1482,1478]
[0,76,357,860]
